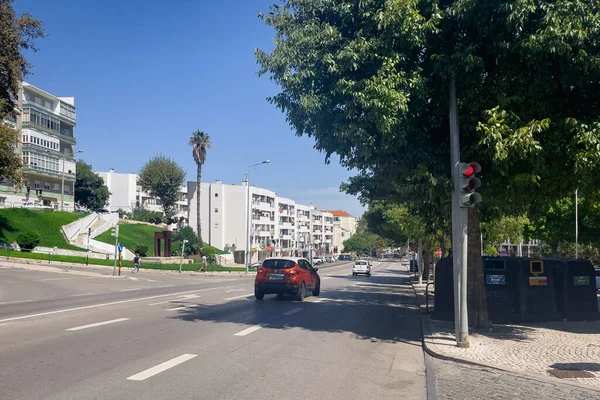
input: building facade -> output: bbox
[187,180,339,260]
[96,169,188,221]
[325,210,358,254]
[0,82,78,210]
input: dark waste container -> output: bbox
[482,257,521,323]
[556,259,599,320]
[518,258,561,322]
[432,257,454,321]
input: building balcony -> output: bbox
[23,166,75,181]
[22,122,76,145]
[280,234,294,240]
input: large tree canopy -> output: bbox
[138,155,185,222]
[75,160,110,210]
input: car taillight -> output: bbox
[289,269,299,275]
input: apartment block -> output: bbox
[96,169,188,221]
[324,210,358,254]
[187,180,339,261]
[0,82,78,210]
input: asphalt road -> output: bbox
[0,260,427,399]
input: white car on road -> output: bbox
[352,259,371,277]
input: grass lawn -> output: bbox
[0,209,84,251]
[4,250,248,272]
[95,223,165,256]
[95,223,229,257]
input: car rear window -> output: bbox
[262,259,296,269]
[356,261,367,265]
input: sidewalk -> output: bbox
[410,278,600,392]
[0,257,255,278]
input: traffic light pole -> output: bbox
[449,76,469,348]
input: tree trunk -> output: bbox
[467,205,489,329]
[422,250,431,282]
[197,165,203,248]
[439,236,447,258]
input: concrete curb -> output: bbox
[407,279,600,393]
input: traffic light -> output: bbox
[110,225,119,237]
[459,162,482,207]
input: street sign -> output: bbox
[436,249,442,258]
[118,242,123,253]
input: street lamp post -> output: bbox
[179,239,188,273]
[245,160,270,274]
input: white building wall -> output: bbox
[96,170,137,212]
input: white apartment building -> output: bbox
[96,169,188,221]
[324,210,358,254]
[0,82,78,210]
[187,180,337,262]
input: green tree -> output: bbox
[138,155,185,223]
[172,226,200,256]
[75,160,110,210]
[257,0,600,329]
[342,233,377,255]
[482,215,529,249]
[0,0,44,187]
[188,130,211,246]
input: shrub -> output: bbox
[483,244,498,257]
[173,226,200,256]
[201,245,217,264]
[17,231,41,252]
[132,209,164,224]
[135,244,148,257]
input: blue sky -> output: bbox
[15,0,365,217]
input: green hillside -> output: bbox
[95,223,165,256]
[0,209,84,250]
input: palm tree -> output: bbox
[189,129,211,247]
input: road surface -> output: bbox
[0,260,427,399]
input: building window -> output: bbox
[214,223,219,228]
[214,208,219,213]
[214,193,219,198]
[54,183,60,192]
[44,182,50,190]
[59,102,76,119]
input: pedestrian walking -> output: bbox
[201,253,208,272]
[133,253,141,273]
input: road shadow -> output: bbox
[169,268,424,346]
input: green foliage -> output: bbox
[0,119,23,188]
[0,209,82,250]
[134,245,148,257]
[132,209,164,224]
[172,226,200,256]
[138,155,185,221]
[95,223,164,257]
[539,241,600,267]
[483,244,498,257]
[75,160,110,210]
[343,233,378,254]
[482,215,529,247]
[201,245,217,264]
[0,0,45,118]
[16,231,40,251]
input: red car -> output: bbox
[254,257,321,301]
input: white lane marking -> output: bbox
[66,318,130,331]
[321,277,332,280]
[142,278,161,282]
[0,299,36,305]
[68,293,96,297]
[41,277,96,281]
[224,293,254,301]
[0,322,16,326]
[154,285,175,288]
[166,305,197,312]
[313,299,325,303]
[283,308,303,316]
[0,288,219,324]
[225,289,246,293]
[120,288,143,292]
[234,325,262,336]
[180,294,200,299]
[128,277,139,281]
[127,354,198,381]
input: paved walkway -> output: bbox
[410,278,600,395]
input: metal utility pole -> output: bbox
[449,76,469,348]
[112,225,119,276]
[179,239,188,273]
[308,208,313,266]
[418,238,423,284]
[575,189,579,259]
[245,160,270,274]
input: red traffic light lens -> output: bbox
[463,165,474,177]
